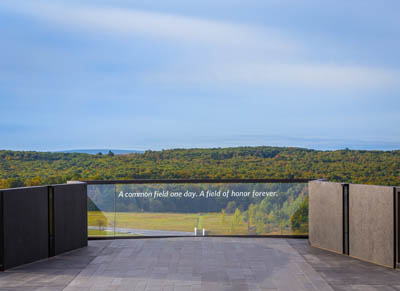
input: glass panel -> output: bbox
[87,184,115,237]
[110,182,308,236]
[115,184,198,236]
[278,183,309,235]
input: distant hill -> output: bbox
[0,146,398,189]
[56,149,144,155]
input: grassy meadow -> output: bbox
[88,211,302,236]
[87,229,136,236]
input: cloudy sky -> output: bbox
[0,0,399,151]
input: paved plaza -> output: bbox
[0,238,399,291]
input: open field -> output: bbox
[88,211,305,236]
[88,211,248,235]
[87,229,138,236]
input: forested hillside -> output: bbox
[0,146,399,188]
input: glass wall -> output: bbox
[88,182,308,237]
[87,184,115,237]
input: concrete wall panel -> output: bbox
[53,183,88,255]
[349,184,394,268]
[309,181,343,253]
[2,187,49,269]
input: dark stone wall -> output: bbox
[0,183,88,270]
[2,186,49,270]
[53,183,88,255]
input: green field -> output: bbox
[87,229,137,236]
[88,211,305,236]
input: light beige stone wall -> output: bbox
[309,181,343,254]
[349,184,394,268]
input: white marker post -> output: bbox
[194,227,197,236]
[202,228,205,236]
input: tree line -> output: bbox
[0,146,399,188]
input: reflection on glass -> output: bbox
[87,184,115,237]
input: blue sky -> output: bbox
[0,0,399,151]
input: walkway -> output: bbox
[0,238,399,290]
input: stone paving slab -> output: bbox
[288,239,400,291]
[0,238,399,290]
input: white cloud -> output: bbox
[2,1,297,53]
[2,0,399,90]
[142,62,400,90]
[214,63,400,89]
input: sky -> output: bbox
[0,0,399,151]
